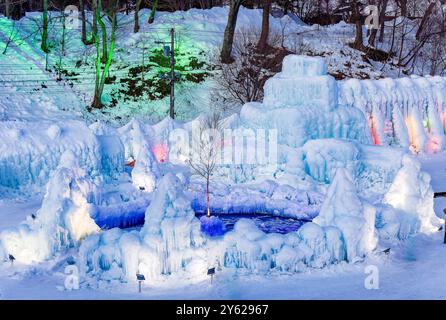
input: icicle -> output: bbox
[392,105,410,148]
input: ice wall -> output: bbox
[0,151,100,264]
[0,119,125,189]
[339,76,446,154]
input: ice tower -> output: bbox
[263,55,338,112]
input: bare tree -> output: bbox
[189,112,223,217]
[216,26,290,106]
[2,20,20,54]
[80,0,94,45]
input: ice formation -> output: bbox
[314,168,377,261]
[0,151,100,264]
[240,56,370,148]
[80,173,207,281]
[380,155,441,238]
[0,119,124,189]
[339,76,446,154]
[1,54,442,282]
[119,119,160,192]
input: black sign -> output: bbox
[207,267,215,275]
[136,273,145,281]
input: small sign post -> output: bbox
[207,267,215,284]
[136,273,145,293]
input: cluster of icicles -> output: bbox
[340,76,446,154]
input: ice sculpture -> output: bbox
[314,168,378,262]
[80,173,207,281]
[0,151,100,264]
[383,155,441,234]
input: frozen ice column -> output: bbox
[263,55,338,112]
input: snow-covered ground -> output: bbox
[0,199,445,300]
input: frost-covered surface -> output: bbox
[0,20,444,297]
[2,55,441,282]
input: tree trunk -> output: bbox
[134,0,142,33]
[41,0,49,53]
[352,1,364,50]
[97,0,108,63]
[80,0,92,45]
[148,0,159,24]
[220,0,242,64]
[5,0,10,18]
[415,1,436,40]
[369,0,388,47]
[206,175,211,217]
[92,7,117,109]
[257,0,271,52]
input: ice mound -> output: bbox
[381,155,441,237]
[0,151,100,264]
[80,173,207,281]
[139,173,205,277]
[314,168,378,262]
[123,119,160,192]
[210,219,345,273]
